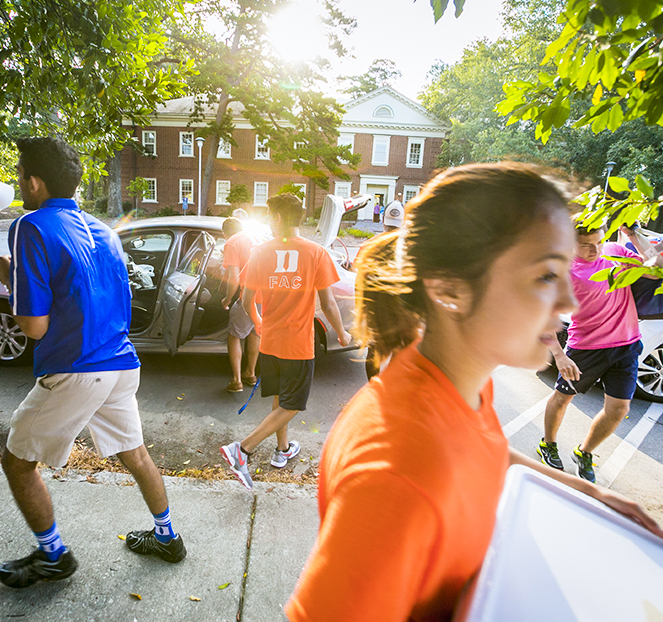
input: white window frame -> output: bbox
[403,185,420,203]
[179,131,194,157]
[217,139,232,159]
[142,130,156,156]
[337,133,355,164]
[373,105,394,118]
[142,178,157,203]
[334,181,352,199]
[293,183,307,208]
[179,179,194,204]
[216,180,231,205]
[371,135,390,166]
[254,181,269,206]
[406,138,425,168]
[255,137,270,160]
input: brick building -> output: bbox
[120,86,449,220]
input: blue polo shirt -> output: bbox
[9,198,139,376]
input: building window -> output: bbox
[337,133,354,164]
[217,139,232,159]
[293,183,307,208]
[403,185,420,203]
[255,137,270,160]
[373,105,394,118]
[179,179,194,204]
[142,131,156,156]
[216,180,231,205]
[180,132,194,157]
[254,181,269,206]
[406,138,424,168]
[334,181,351,199]
[142,178,157,203]
[372,135,390,166]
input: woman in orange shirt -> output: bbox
[286,163,663,622]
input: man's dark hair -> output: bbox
[222,217,243,238]
[267,193,304,228]
[15,137,83,199]
[575,223,605,237]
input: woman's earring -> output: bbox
[436,299,458,310]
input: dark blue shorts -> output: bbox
[259,353,315,412]
[555,341,643,399]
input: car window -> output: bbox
[177,232,212,277]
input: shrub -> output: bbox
[153,206,180,217]
[345,228,374,239]
[122,200,133,214]
[95,196,108,213]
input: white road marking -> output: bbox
[596,402,663,488]
[502,394,550,439]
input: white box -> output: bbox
[455,465,663,622]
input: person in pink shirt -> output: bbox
[540,223,662,482]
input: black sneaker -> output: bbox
[0,549,78,589]
[572,445,596,483]
[537,439,564,470]
[125,529,186,563]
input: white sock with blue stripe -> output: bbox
[35,522,66,561]
[153,507,176,543]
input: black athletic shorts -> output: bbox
[259,353,315,412]
[555,340,643,399]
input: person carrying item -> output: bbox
[220,217,266,393]
[0,137,186,589]
[220,193,352,489]
[285,163,663,622]
[539,223,663,482]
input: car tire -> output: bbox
[0,304,34,367]
[635,342,663,403]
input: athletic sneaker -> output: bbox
[572,445,596,483]
[125,529,186,563]
[271,440,301,468]
[0,549,78,588]
[221,441,253,490]
[537,439,564,470]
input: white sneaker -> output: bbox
[270,441,301,468]
[220,442,253,490]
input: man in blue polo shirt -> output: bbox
[0,138,186,589]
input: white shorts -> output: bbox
[228,299,258,340]
[7,368,144,468]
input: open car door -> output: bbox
[316,194,372,248]
[162,230,216,355]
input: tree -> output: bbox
[226,184,251,210]
[277,183,306,200]
[0,1,193,167]
[342,59,402,98]
[498,1,663,143]
[169,0,359,215]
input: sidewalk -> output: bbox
[0,470,318,621]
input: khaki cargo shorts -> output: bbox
[7,368,144,468]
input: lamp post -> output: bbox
[604,161,617,197]
[195,136,205,216]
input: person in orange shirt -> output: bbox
[220,217,267,393]
[220,193,352,489]
[285,163,663,622]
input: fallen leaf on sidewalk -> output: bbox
[301,420,305,424]
[177,396,183,401]
[130,593,142,600]
[183,460,191,465]
[86,475,99,484]
[147,444,154,448]
[255,468,261,474]
[210,423,214,426]
[267,486,275,492]
[218,583,231,590]
[197,449,202,453]
[117,535,127,541]
[189,595,201,601]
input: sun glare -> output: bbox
[269,1,328,64]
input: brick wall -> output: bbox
[121,125,445,215]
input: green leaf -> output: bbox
[602,255,644,265]
[589,267,613,281]
[608,177,632,193]
[635,175,654,199]
[607,103,624,131]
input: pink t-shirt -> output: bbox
[567,242,640,350]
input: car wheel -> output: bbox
[0,306,34,366]
[635,343,663,403]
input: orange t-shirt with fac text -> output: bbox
[244,237,339,360]
[286,343,510,622]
